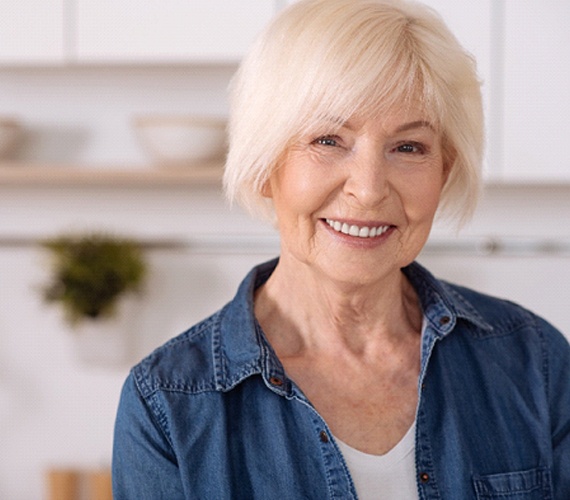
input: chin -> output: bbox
[316,256,406,288]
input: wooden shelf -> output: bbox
[0,162,224,187]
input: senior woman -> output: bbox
[113,0,570,498]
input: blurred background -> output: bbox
[1,1,569,498]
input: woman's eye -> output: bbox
[314,136,340,147]
[395,142,425,154]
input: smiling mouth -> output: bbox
[324,219,391,239]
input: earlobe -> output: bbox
[442,162,452,185]
[261,179,273,198]
[441,146,456,186]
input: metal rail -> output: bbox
[1,234,570,257]
[420,237,570,257]
[0,234,279,255]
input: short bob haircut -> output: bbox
[224,0,484,225]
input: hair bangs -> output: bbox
[286,9,444,140]
[224,0,484,225]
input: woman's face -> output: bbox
[263,105,449,287]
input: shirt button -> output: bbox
[269,376,283,387]
[439,316,451,326]
[420,472,430,483]
[319,430,329,443]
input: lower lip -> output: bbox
[320,220,394,247]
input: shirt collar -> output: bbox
[216,258,286,392]
[403,261,493,337]
[215,258,492,391]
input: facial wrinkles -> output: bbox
[279,111,443,241]
[350,121,440,257]
[271,151,325,261]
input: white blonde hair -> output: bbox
[224,0,484,225]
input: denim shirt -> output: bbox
[113,259,570,499]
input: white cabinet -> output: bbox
[420,0,494,178]
[502,0,570,182]
[417,1,492,105]
[0,0,66,64]
[75,0,276,63]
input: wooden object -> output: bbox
[86,469,113,500]
[46,468,80,500]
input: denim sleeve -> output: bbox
[543,319,570,499]
[112,372,185,500]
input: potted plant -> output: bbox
[42,232,147,326]
[41,233,148,364]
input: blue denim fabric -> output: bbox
[113,259,570,499]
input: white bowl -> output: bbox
[0,119,22,160]
[133,116,227,166]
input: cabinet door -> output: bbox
[502,1,570,181]
[0,0,65,64]
[419,0,494,177]
[75,0,277,63]
[419,0,492,104]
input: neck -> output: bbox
[254,257,423,359]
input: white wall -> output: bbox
[0,66,263,500]
[1,67,570,499]
[0,66,234,165]
[0,185,278,500]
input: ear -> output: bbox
[442,160,453,186]
[441,142,456,186]
[261,150,288,199]
[260,178,273,198]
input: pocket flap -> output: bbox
[473,467,551,498]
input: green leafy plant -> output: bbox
[41,233,147,327]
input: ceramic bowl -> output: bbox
[133,116,227,166]
[0,119,22,160]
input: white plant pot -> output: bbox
[72,298,138,367]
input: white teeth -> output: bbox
[325,219,390,239]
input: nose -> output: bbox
[343,149,390,208]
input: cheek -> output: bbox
[271,163,337,217]
[403,175,445,222]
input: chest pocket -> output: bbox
[472,468,552,499]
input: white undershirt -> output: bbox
[335,418,419,499]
